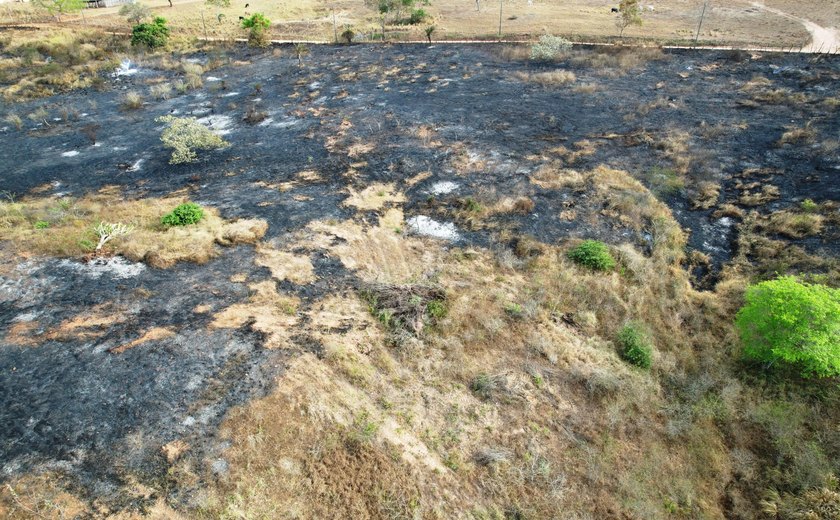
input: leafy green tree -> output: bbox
[615,0,642,37]
[241,13,271,47]
[31,0,86,22]
[131,16,170,48]
[736,276,840,377]
[119,1,151,25]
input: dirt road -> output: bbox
[750,1,840,51]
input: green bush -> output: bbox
[530,35,572,61]
[241,13,271,47]
[407,8,427,24]
[161,203,204,226]
[567,240,616,271]
[800,198,819,213]
[736,276,840,377]
[156,116,229,164]
[131,17,169,49]
[617,321,653,369]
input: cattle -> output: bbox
[611,7,619,12]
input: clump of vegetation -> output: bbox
[131,17,170,49]
[156,115,229,164]
[93,221,134,251]
[121,91,143,110]
[736,276,840,377]
[515,70,576,86]
[643,166,684,198]
[567,240,616,271]
[161,202,205,227]
[4,114,23,131]
[530,35,572,60]
[800,198,819,213]
[341,27,355,44]
[241,13,271,47]
[360,283,447,337]
[617,321,653,368]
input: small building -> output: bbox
[86,0,132,8]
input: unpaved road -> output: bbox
[750,1,840,51]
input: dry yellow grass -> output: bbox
[343,182,406,211]
[514,69,577,86]
[210,280,300,349]
[256,245,317,285]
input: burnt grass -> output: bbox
[1,43,839,509]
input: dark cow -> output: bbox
[611,7,619,12]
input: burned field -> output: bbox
[0,44,839,518]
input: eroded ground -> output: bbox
[0,44,839,518]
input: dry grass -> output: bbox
[765,210,825,238]
[343,183,406,211]
[778,123,817,145]
[121,91,144,110]
[0,190,267,267]
[514,69,577,86]
[211,280,300,349]
[255,245,316,285]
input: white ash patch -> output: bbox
[223,91,240,97]
[12,311,41,322]
[59,256,146,280]
[61,150,79,157]
[428,181,458,196]
[206,76,222,82]
[407,216,460,241]
[128,159,144,172]
[112,59,138,77]
[197,114,235,135]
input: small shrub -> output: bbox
[407,8,427,24]
[567,240,616,271]
[34,220,50,229]
[530,35,572,61]
[800,198,819,213]
[513,197,535,214]
[161,202,204,227]
[241,13,271,47]
[93,221,134,251]
[341,27,355,44]
[156,115,229,164]
[121,91,143,110]
[617,321,653,369]
[149,82,172,100]
[463,197,482,212]
[243,105,267,125]
[426,299,447,319]
[131,17,170,49]
[4,114,23,130]
[736,276,840,377]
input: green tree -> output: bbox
[131,16,169,48]
[241,13,271,47]
[736,276,840,377]
[615,0,642,37]
[31,0,86,22]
